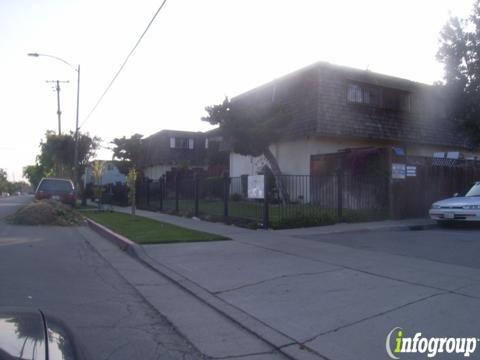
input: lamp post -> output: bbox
[28,53,81,191]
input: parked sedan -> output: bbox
[429,182,480,222]
[35,178,76,206]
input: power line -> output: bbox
[80,0,168,129]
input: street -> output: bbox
[0,197,201,360]
[0,195,31,219]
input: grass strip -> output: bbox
[84,210,228,244]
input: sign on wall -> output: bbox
[392,163,406,179]
[248,175,265,199]
[406,166,417,177]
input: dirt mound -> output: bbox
[7,200,84,226]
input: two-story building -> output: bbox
[229,61,479,177]
[140,129,209,179]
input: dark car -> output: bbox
[0,308,86,359]
[35,178,76,206]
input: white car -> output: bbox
[429,182,480,222]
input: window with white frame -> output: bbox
[169,137,194,149]
[347,82,409,111]
[347,83,380,106]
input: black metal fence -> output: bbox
[135,171,389,229]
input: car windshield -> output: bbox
[38,180,73,193]
[465,183,480,197]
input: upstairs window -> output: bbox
[170,137,194,149]
[383,88,410,112]
[347,84,362,103]
[347,82,410,111]
[347,84,380,106]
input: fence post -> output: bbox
[175,173,179,213]
[336,169,343,221]
[194,173,199,217]
[159,175,164,211]
[223,172,229,219]
[146,178,150,207]
[386,148,395,219]
[263,174,269,229]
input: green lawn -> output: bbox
[84,210,228,244]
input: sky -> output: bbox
[0,0,475,182]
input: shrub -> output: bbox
[230,193,242,201]
[342,209,388,223]
[271,212,337,229]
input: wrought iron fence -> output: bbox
[135,171,389,229]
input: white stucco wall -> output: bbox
[230,136,480,177]
[229,137,480,204]
[143,165,172,180]
[230,137,386,177]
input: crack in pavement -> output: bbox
[301,290,448,345]
[140,251,302,344]
[233,238,479,293]
[210,350,278,359]
[277,343,332,360]
[213,268,343,295]
[77,228,204,359]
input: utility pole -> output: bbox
[73,64,81,202]
[46,80,69,135]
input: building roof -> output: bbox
[232,62,475,150]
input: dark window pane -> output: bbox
[38,180,73,192]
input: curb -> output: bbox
[407,223,438,231]
[85,217,323,360]
[85,218,137,255]
[281,222,438,238]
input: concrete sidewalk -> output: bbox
[85,207,480,359]
[111,205,436,239]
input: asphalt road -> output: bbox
[0,195,32,218]
[299,224,480,269]
[0,209,201,359]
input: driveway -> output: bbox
[141,225,480,360]
[298,225,480,269]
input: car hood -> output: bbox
[0,310,46,359]
[433,196,480,207]
[0,308,81,360]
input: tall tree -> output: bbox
[437,1,480,144]
[23,165,45,189]
[0,168,8,193]
[202,97,290,203]
[111,134,144,175]
[23,131,99,197]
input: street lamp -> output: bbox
[28,52,81,191]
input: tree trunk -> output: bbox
[263,147,289,205]
[76,174,87,206]
[131,196,136,215]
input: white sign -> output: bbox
[392,163,406,179]
[248,175,265,199]
[406,165,417,177]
